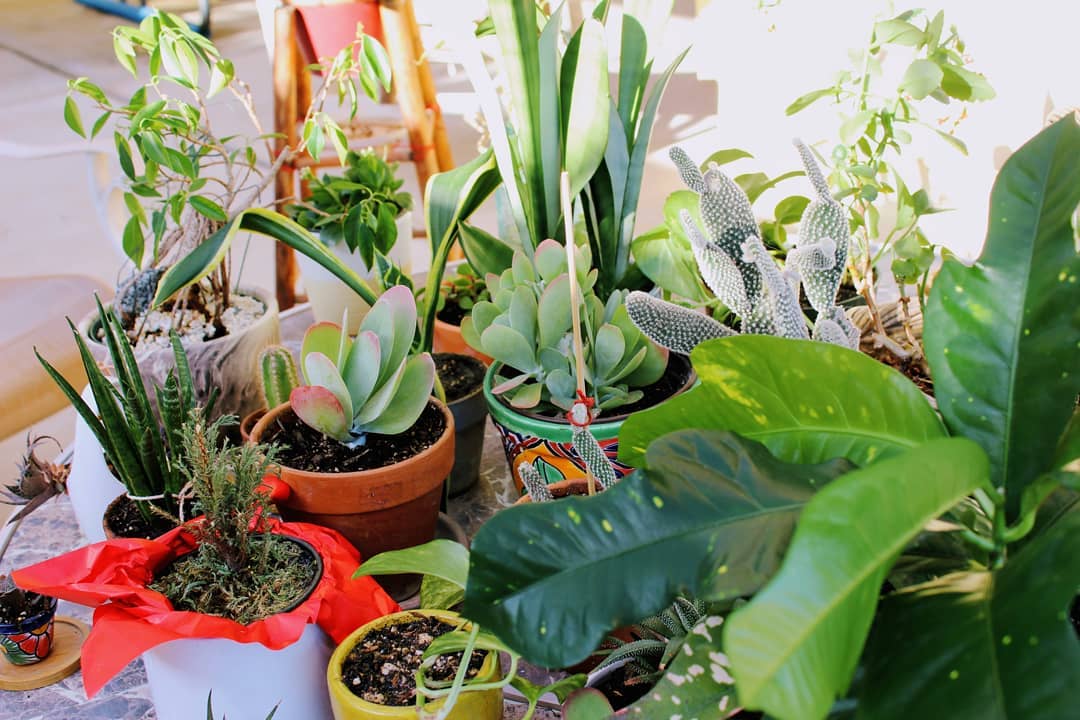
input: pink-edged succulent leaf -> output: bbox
[303,351,353,421]
[534,238,568,282]
[508,381,543,408]
[491,373,531,395]
[360,353,436,435]
[290,385,350,442]
[300,321,350,379]
[342,330,381,411]
[360,285,418,388]
[353,355,408,426]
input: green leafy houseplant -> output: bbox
[286,149,413,270]
[454,0,688,299]
[35,296,210,524]
[64,12,392,340]
[459,115,1080,718]
[435,262,489,326]
[626,140,859,354]
[462,239,666,413]
[787,7,994,355]
[290,286,435,446]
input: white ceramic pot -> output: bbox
[67,386,125,543]
[142,623,334,720]
[77,287,280,420]
[296,210,413,334]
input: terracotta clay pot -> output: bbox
[249,400,455,598]
[239,407,267,443]
[432,317,493,365]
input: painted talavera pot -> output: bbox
[485,357,694,493]
[77,286,281,421]
[295,212,413,335]
[327,609,502,720]
[0,596,57,666]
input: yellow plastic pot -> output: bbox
[327,609,503,720]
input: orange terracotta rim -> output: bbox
[250,399,455,515]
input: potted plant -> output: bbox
[249,286,452,599]
[462,236,690,491]
[433,350,489,496]
[14,411,398,720]
[286,149,415,333]
[431,262,493,364]
[458,116,1080,718]
[63,12,393,420]
[36,297,208,542]
[240,344,302,443]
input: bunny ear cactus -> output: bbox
[628,142,860,353]
[462,239,666,412]
[290,286,435,447]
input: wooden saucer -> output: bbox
[0,616,88,691]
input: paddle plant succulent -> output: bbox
[626,141,859,354]
[461,239,666,413]
[290,286,435,447]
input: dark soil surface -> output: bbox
[434,353,485,404]
[506,353,694,422]
[862,343,935,396]
[341,615,486,706]
[267,402,446,473]
[104,495,198,540]
[0,579,52,626]
[436,298,468,327]
[592,663,652,711]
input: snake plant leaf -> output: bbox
[622,615,738,719]
[924,115,1080,519]
[858,510,1080,719]
[537,3,563,233]
[561,18,609,198]
[724,437,989,720]
[360,285,417,388]
[341,330,381,412]
[458,221,514,278]
[619,335,946,468]
[361,353,435,435]
[302,352,353,422]
[290,385,350,442]
[462,429,853,668]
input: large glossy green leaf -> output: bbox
[462,429,854,668]
[924,115,1080,519]
[858,510,1080,719]
[619,335,946,468]
[724,438,990,720]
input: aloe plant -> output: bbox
[461,239,666,412]
[626,141,859,354]
[290,286,435,446]
[35,296,211,521]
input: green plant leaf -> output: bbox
[724,437,989,720]
[458,222,514,277]
[63,96,85,138]
[619,335,945,468]
[563,690,615,720]
[899,59,944,100]
[354,539,469,594]
[785,87,834,116]
[874,18,924,46]
[924,115,1080,519]
[858,510,1080,719]
[481,325,537,374]
[562,18,609,198]
[189,195,227,222]
[361,353,435,435]
[121,216,144,268]
[462,430,853,668]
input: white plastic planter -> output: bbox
[142,623,334,720]
[296,211,413,334]
[67,386,125,543]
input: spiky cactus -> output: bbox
[627,142,860,354]
[290,286,435,447]
[258,345,299,409]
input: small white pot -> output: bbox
[68,386,125,543]
[142,623,334,720]
[296,210,413,334]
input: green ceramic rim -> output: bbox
[482,363,623,444]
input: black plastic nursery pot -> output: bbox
[434,353,488,496]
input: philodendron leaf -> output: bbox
[724,437,990,720]
[623,616,738,719]
[354,539,468,591]
[924,115,1080,519]
[620,335,946,468]
[858,510,1080,719]
[290,385,349,442]
[462,429,854,668]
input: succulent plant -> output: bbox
[258,345,300,409]
[593,596,709,687]
[462,239,667,412]
[290,286,435,446]
[626,142,860,354]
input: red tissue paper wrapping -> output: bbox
[12,518,399,696]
